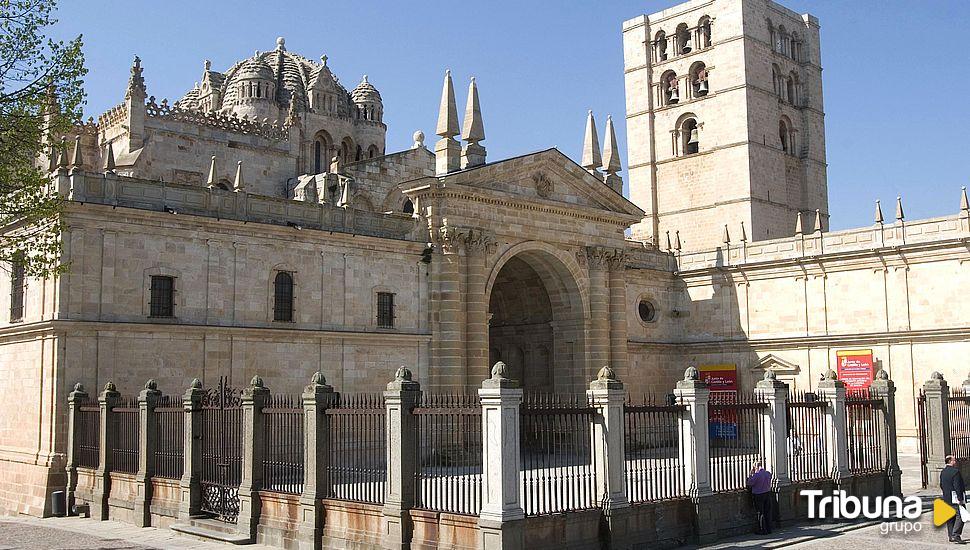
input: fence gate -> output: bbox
[917,390,927,489]
[200,377,243,523]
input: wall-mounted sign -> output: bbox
[701,364,739,439]
[699,364,738,392]
[836,349,874,392]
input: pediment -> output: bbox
[751,354,801,376]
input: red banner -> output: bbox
[699,364,737,392]
[836,349,874,392]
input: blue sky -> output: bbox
[53,1,969,231]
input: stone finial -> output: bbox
[250,374,265,388]
[740,221,748,243]
[590,364,622,390]
[722,224,730,245]
[874,200,884,224]
[961,187,969,213]
[674,230,682,252]
[70,135,83,168]
[103,381,117,393]
[205,155,217,187]
[794,211,804,235]
[276,36,285,51]
[286,97,300,126]
[436,70,459,139]
[395,366,413,382]
[145,378,158,391]
[104,142,116,174]
[73,382,85,393]
[823,369,837,381]
[931,371,944,381]
[233,161,245,192]
[581,110,602,172]
[602,115,621,175]
[57,136,68,168]
[126,55,146,99]
[814,209,823,233]
[665,230,672,251]
[337,178,351,207]
[597,365,618,381]
[895,196,904,221]
[482,361,518,389]
[330,154,341,174]
[310,371,327,386]
[47,143,58,173]
[320,54,328,67]
[461,77,484,143]
[491,361,509,379]
[684,366,699,381]
[875,369,889,381]
[763,369,777,381]
[204,59,211,71]
[412,130,425,149]
[190,378,202,389]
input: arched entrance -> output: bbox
[486,246,586,394]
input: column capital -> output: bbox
[582,246,626,271]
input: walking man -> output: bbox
[747,460,773,535]
[942,455,966,544]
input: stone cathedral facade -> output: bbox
[1,0,968,517]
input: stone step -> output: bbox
[170,517,253,545]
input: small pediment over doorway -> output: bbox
[750,354,801,387]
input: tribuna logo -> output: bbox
[802,490,922,520]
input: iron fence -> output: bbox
[709,392,767,492]
[199,379,243,523]
[786,391,828,482]
[153,395,184,480]
[413,393,483,516]
[75,402,100,469]
[262,394,304,495]
[112,397,140,474]
[623,395,688,502]
[520,394,597,516]
[949,388,970,460]
[325,393,386,504]
[917,390,928,489]
[846,389,887,475]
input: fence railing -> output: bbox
[413,393,483,515]
[153,396,184,480]
[520,394,597,516]
[75,403,100,469]
[948,388,970,460]
[623,396,688,502]
[786,391,829,482]
[846,390,887,475]
[325,393,386,504]
[262,395,304,495]
[709,393,767,492]
[112,397,140,475]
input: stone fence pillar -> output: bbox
[674,367,714,543]
[299,372,335,550]
[478,362,524,550]
[870,369,902,496]
[134,379,162,527]
[817,371,850,483]
[755,371,792,518]
[92,381,120,521]
[587,366,629,548]
[922,372,951,487]
[179,379,205,519]
[238,375,270,541]
[66,383,90,513]
[383,366,421,550]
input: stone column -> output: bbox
[922,372,951,486]
[66,383,90,513]
[464,229,494,386]
[587,366,630,547]
[179,379,205,519]
[238,375,271,541]
[870,369,902,497]
[585,247,613,382]
[674,367,715,543]
[298,372,335,550]
[817,370,850,483]
[383,367,421,550]
[134,379,162,527]
[607,254,629,377]
[92,381,120,521]
[755,371,793,519]
[431,226,465,390]
[478,362,524,550]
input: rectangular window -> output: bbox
[9,256,24,322]
[149,276,174,318]
[377,292,395,328]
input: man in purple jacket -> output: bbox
[747,461,774,534]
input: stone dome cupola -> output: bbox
[351,75,382,122]
[224,52,279,121]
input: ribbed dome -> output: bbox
[234,56,274,82]
[351,75,382,104]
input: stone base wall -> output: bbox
[106,472,137,523]
[148,477,180,527]
[410,510,478,550]
[256,491,300,549]
[523,509,602,550]
[319,500,383,550]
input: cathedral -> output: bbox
[1,0,968,518]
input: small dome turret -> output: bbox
[351,75,382,122]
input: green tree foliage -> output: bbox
[0,0,85,277]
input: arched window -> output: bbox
[690,62,709,98]
[767,19,776,52]
[215,181,230,191]
[402,198,414,215]
[779,119,790,154]
[771,64,782,96]
[660,70,679,106]
[355,145,363,162]
[681,117,699,155]
[9,252,24,322]
[655,31,668,62]
[790,32,800,61]
[698,16,712,48]
[273,271,294,322]
[786,74,796,104]
[777,25,788,56]
[676,23,692,54]
[367,144,380,159]
[314,140,321,173]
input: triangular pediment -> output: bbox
[751,354,801,376]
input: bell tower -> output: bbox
[622,0,827,251]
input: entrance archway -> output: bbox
[486,246,586,394]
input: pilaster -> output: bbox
[431,225,466,390]
[464,228,495,386]
[584,247,616,381]
[134,379,162,527]
[607,253,629,376]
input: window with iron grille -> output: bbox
[273,272,294,322]
[377,292,394,328]
[149,276,174,317]
[9,254,24,322]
